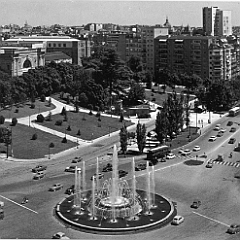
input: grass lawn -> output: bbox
[36,111,134,141]
[0,100,55,119]
[0,123,77,159]
[145,87,195,107]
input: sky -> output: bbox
[1,0,240,27]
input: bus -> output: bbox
[146,145,170,164]
[229,107,240,117]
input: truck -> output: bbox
[214,154,223,162]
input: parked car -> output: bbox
[178,148,185,154]
[71,157,82,163]
[33,172,46,180]
[119,170,128,178]
[49,183,63,192]
[228,138,236,144]
[91,173,104,180]
[193,146,201,151]
[230,127,236,132]
[181,149,192,156]
[166,153,176,159]
[171,215,185,225]
[209,136,217,142]
[206,161,213,168]
[65,185,75,195]
[220,128,226,133]
[32,165,47,173]
[217,132,224,137]
[137,163,147,170]
[190,200,201,209]
[102,163,113,172]
[160,158,166,162]
[227,121,233,126]
[52,232,70,239]
[65,166,78,173]
[214,125,220,131]
[226,224,240,234]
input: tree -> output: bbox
[127,82,145,105]
[136,122,146,153]
[119,125,128,155]
[155,109,169,143]
[127,55,144,82]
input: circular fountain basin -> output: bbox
[55,190,177,234]
[100,196,130,207]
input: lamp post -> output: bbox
[11,126,13,157]
[29,115,30,127]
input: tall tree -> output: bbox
[155,109,169,144]
[136,122,146,153]
[119,125,128,155]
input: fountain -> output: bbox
[56,145,177,234]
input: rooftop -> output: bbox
[6,36,80,42]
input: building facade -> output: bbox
[203,7,232,36]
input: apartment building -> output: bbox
[203,7,232,36]
[155,35,239,81]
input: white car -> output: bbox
[214,126,220,131]
[209,136,217,142]
[52,232,70,239]
[172,215,184,225]
[166,153,176,159]
[193,146,201,151]
[219,128,226,133]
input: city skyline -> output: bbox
[1,0,240,27]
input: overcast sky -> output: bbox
[1,0,240,27]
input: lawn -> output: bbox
[36,110,134,141]
[0,123,77,159]
[0,99,55,119]
[145,86,195,107]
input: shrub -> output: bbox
[151,93,154,96]
[61,107,66,115]
[55,120,63,126]
[40,94,46,102]
[77,129,81,136]
[66,95,70,104]
[96,112,101,118]
[98,117,101,122]
[11,117,18,126]
[95,106,99,112]
[88,104,93,110]
[14,109,19,113]
[152,97,156,102]
[30,103,35,109]
[89,110,93,115]
[0,115,5,124]
[36,114,44,122]
[49,142,55,148]
[66,125,71,131]
[119,113,124,122]
[48,97,52,106]
[62,137,67,143]
[46,112,52,121]
[31,133,38,140]
[151,88,155,93]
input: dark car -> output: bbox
[230,127,236,132]
[228,138,236,144]
[227,121,233,126]
[118,170,128,178]
[190,200,201,209]
[137,163,147,170]
[33,172,46,180]
[65,185,75,195]
[71,157,82,163]
[32,165,47,173]
[226,224,240,234]
[102,163,113,172]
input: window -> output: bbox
[53,43,56,47]
[58,43,61,47]
[49,43,51,47]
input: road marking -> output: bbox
[192,211,230,227]
[0,195,38,214]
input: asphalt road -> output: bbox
[1,116,240,239]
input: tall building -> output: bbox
[203,7,232,36]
